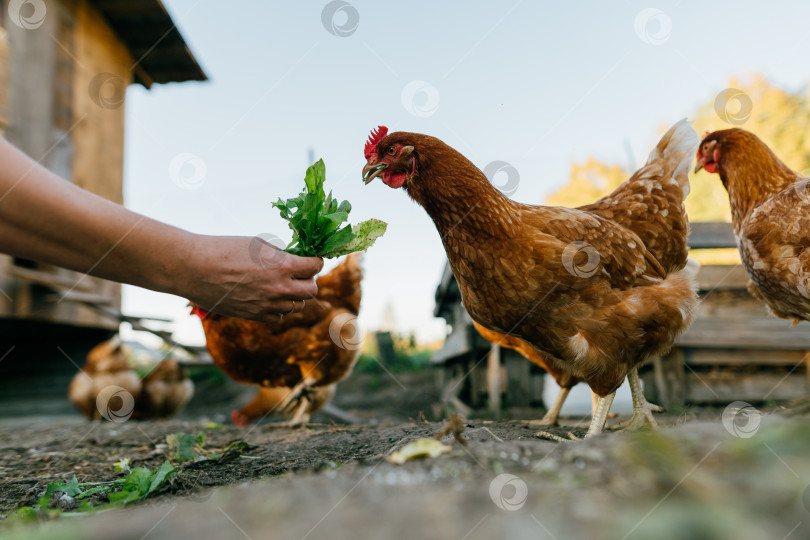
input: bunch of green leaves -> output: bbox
[272,159,387,258]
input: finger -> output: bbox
[283,277,318,300]
[288,256,324,278]
[263,299,307,315]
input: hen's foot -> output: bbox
[611,368,661,431]
[526,411,560,427]
[526,387,570,427]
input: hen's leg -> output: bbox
[528,387,570,426]
[273,378,312,414]
[584,392,616,438]
[592,391,619,420]
[612,368,660,431]
[535,391,615,441]
[274,396,312,427]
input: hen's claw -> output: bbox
[526,387,570,427]
[611,368,660,431]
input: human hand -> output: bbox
[179,235,323,323]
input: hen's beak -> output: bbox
[362,163,387,184]
[693,155,705,174]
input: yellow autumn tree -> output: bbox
[546,74,810,263]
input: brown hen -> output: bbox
[472,123,695,426]
[696,128,810,323]
[363,121,700,437]
[192,253,362,426]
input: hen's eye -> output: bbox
[387,146,396,155]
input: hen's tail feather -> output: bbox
[646,118,700,198]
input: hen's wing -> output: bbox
[523,205,667,287]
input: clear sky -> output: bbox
[120,1,810,348]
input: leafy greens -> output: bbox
[272,159,386,258]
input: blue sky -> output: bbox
[120,1,810,349]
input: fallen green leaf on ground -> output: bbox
[167,432,206,463]
[273,159,387,258]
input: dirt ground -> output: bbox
[1,370,809,539]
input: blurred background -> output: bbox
[2,0,810,421]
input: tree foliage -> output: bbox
[545,75,810,263]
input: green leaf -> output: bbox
[15,506,37,522]
[146,461,177,496]
[319,225,355,254]
[107,489,143,506]
[62,476,82,497]
[122,467,153,496]
[304,159,326,194]
[167,432,205,463]
[320,219,388,258]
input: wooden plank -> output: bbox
[9,266,93,292]
[48,290,113,305]
[686,372,807,403]
[468,358,487,409]
[72,0,133,204]
[487,346,501,419]
[695,265,749,291]
[529,370,546,407]
[688,222,736,249]
[373,331,397,367]
[504,352,531,407]
[684,349,809,367]
[694,290,768,320]
[654,349,686,409]
[806,353,810,392]
[677,320,810,349]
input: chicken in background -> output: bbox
[69,338,193,420]
[362,120,700,438]
[136,359,194,419]
[191,253,363,426]
[69,336,141,420]
[696,128,810,323]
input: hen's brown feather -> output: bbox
[196,254,362,416]
[701,128,810,322]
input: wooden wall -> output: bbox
[0,0,135,330]
[72,0,133,204]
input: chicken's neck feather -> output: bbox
[719,136,799,233]
[404,153,522,241]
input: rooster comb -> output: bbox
[364,125,388,159]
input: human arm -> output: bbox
[0,138,323,322]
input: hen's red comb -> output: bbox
[703,130,710,139]
[364,125,388,159]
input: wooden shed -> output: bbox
[0,0,206,336]
[640,222,810,407]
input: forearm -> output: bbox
[0,138,193,296]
